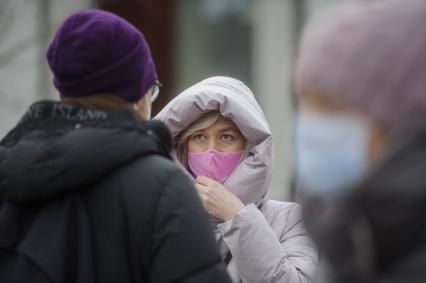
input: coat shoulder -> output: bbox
[87,154,190,228]
[114,155,186,195]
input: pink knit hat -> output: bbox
[295,0,426,137]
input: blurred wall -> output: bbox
[252,0,298,201]
[0,0,42,137]
[304,0,347,19]
[174,0,253,91]
[0,0,91,137]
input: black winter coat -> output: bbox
[0,101,231,283]
[304,122,426,283]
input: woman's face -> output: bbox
[299,90,387,164]
[187,116,246,153]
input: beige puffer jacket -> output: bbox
[155,76,318,283]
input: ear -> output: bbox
[134,91,152,120]
[367,123,388,165]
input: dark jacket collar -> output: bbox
[0,101,171,204]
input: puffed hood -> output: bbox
[155,76,272,205]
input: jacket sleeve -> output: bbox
[217,203,318,283]
[149,170,233,283]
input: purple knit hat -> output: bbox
[295,0,426,136]
[47,10,157,102]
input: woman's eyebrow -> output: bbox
[191,130,204,135]
[219,127,238,132]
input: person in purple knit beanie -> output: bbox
[293,0,426,282]
[0,10,233,283]
[47,9,159,119]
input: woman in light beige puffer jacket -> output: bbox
[155,76,318,283]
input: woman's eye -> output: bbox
[221,134,235,141]
[192,134,206,141]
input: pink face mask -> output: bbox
[188,150,244,183]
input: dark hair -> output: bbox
[62,94,142,119]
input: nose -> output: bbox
[206,139,219,151]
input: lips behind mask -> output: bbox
[188,150,244,183]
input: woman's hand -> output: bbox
[195,176,245,221]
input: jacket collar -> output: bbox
[0,100,171,204]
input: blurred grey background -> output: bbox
[0,0,347,200]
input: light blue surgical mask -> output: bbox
[294,112,370,199]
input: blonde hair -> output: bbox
[62,94,142,119]
[176,111,221,167]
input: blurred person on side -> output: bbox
[294,0,426,282]
[0,10,232,283]
[156,76,318,283]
